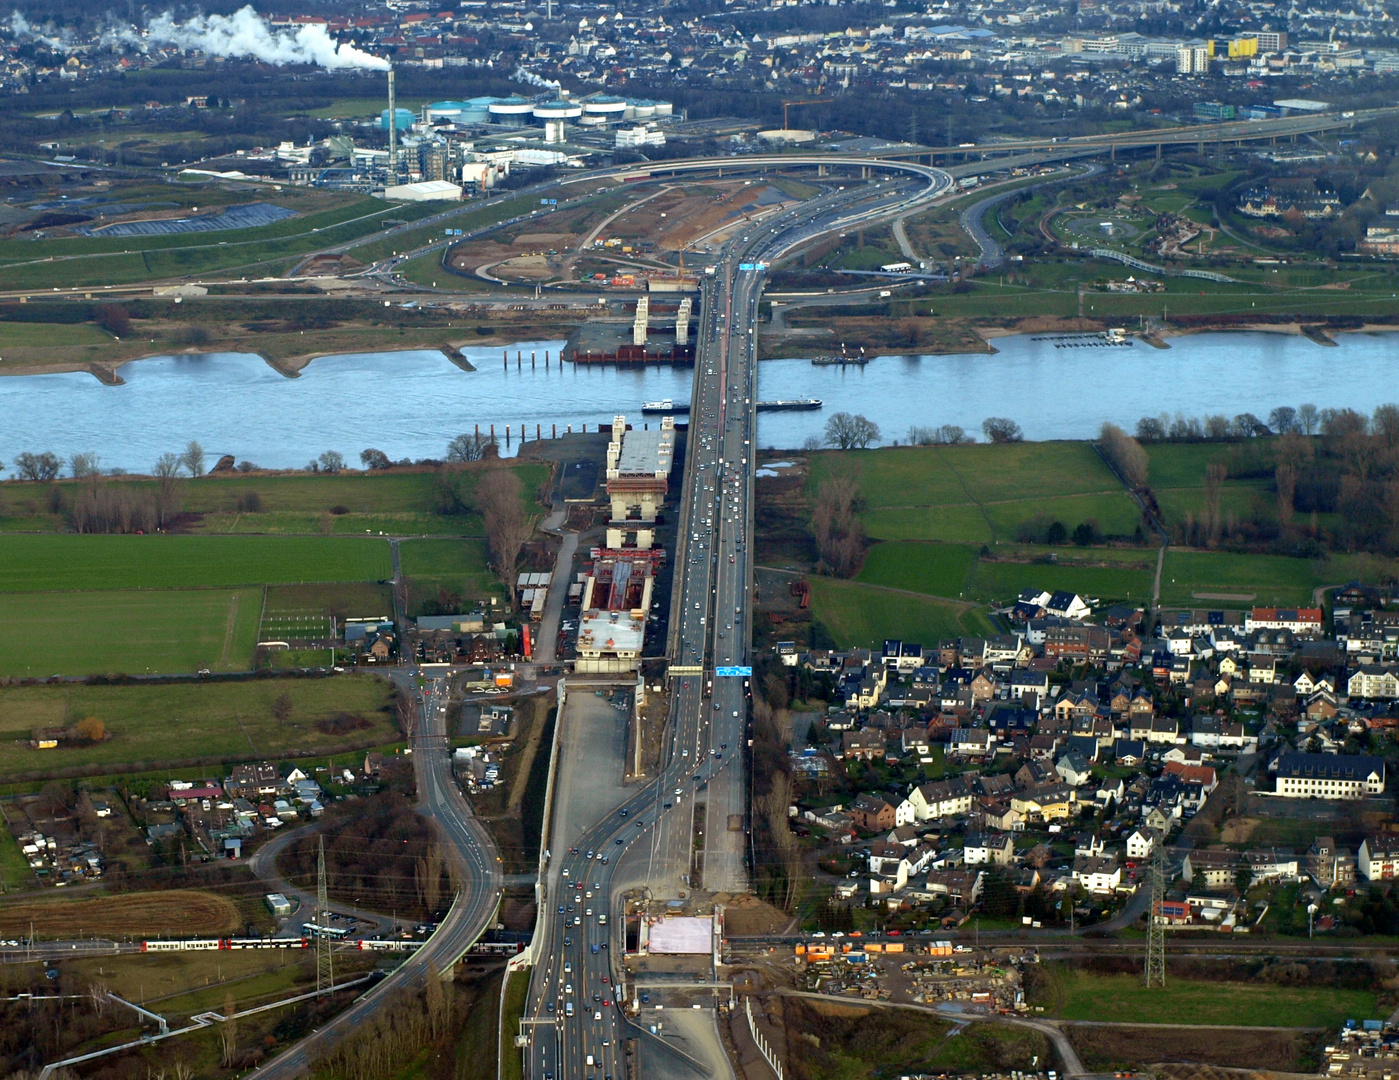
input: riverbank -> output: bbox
[0,303,589,380]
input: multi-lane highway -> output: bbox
[521,163,952,1080]
[256,672,503,1079]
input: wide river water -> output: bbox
[1,331,1395,472]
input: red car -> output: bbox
[887,929,902,936]
[601,976,609,984]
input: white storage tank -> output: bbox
[533,100,583,122]
[583,95,628,120]
[488,97,535,126]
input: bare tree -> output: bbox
[982,417,1024,443]
[1275,462,1297,529]
[1136,416,1167,442]
[14,451,61,481]
[70,452,101,479]
[1297,403,1320,436]
[152,453,185,528]
[1374,404,1399,451]
[219,992,238,1068]
[477,468,537,603]
[1268,406,1299,435]
[1203,460,1227,547]
[180,441,206,478]
[446,433,497,462]
[810,470,866,577]
[824,412,880,450]
[318,451,345,473]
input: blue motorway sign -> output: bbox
[715,666,753,677]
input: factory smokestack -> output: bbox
[387,66,397,175]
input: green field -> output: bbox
[0,676,396,779]
[400,537,504,613]
[1050,968,1377,1028]
[1159,549,1323,607]
[0,464,550,536]
[0,322,112,347]
[0,588,262,677]
[811,577,995,647]
[0,534,391,592]
[810,442,1141,544]
[0,191,465,290]
[857,541,980,597]
[854,540,1156,606]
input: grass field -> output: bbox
[0,889,240,938]
[0,821,29,893]
[811,577,995,647]
[810,443,1141,545]
[0,534,391,591]
[854,540,1157,606]
[0,464,549,536]
[0,676,396,778]
[401,537,506,612]
[0,321,112,347]
[0,587,262,677]
[857,541,980,597]
[1159,549,1323,606]
[0,195,449,290]
[1049,968,1377,1028]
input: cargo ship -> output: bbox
[756,399,822,411]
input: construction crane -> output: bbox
[782,97,829,131]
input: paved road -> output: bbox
[521,165,953,1080]
[254,672,502,1079]
[960,165,1101,270]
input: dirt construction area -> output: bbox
[1066,1023,1314,1072]
[0,889,241,938]
[445,180,803,284]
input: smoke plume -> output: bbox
[9,12,66,49]
[512,66,560,90]
[15,5,389,71]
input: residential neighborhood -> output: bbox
[773,586,1399,935]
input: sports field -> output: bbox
[0,676,396,778]
[0,534,391,592]
[0,588,262,677]
[811,442,1142,544]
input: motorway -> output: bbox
[253,672,503,1078]
[520,165,952,1080]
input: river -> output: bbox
[0,331,1392,473]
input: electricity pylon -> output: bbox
[316,835,334,993]
[1144,840,1167,988]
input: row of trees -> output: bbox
[1135,404,1399,445]
[9,431,506,483]
[818,414,1028,450]
[1099,422,1149,489]
[11,442,207,482]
